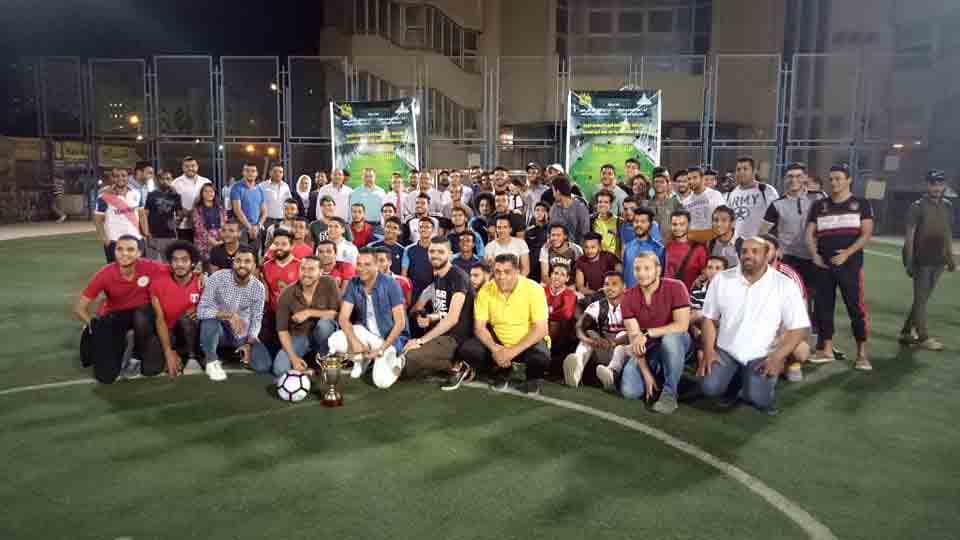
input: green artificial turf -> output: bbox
[345,152,413,190]
[0,233,958,540]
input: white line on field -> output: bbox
[464,382,837,540]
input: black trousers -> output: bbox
[82,305,157,383]
[813,262,868,343]
[457,334,551,382]
[143,314,200,373]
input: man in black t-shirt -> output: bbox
[401,236,475,389]
[493,191,525,238]
[805,164,874,371]
[525,201,550,283]
[208,220,243,272]
[143,170,181,261]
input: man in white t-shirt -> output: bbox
[317,168,354,222]
[403,171,450,218]
[171,156,212,241]
[95,167,144,263]
[681,166,726,244]
[258,163,293,225]
[483,214,531,276]
[725,157,778,239]
[697,237,809,412]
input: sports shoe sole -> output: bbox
[596,365,616,392]
[563,354,583,387]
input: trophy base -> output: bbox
[321,397,344,408]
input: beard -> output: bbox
[274,250,290,260]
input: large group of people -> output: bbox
[75,155,955,414]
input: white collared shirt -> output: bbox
[701,264,809,364]
[259,179,293,220]
[318,183,354,222]
[172,174,211,228]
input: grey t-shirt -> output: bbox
[763,191,825,259]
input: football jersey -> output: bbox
[150,273,202,329]
[82,259,167,315]
[807,195,873,267]
[261,258,301,311]
[96,189,143,241]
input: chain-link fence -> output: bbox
[5,52,957,231]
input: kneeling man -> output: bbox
[698,237,810,412]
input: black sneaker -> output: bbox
[832,347,846,360]
[441,365,474,391]
[524,379,543,395]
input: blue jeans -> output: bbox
[199,318,272,374]
[700,349,777,410]
[274,319,338,375]
[621,332,691,400]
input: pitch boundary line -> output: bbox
[464,382,837,540]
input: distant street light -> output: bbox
[267,147,277,156]
[136,134,144,141]
[245,144,256,153]
[128,114,140,126]
[270,82,279,92]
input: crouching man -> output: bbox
[698,237,810,412]
[328,247,409,388]
[274,256,341,374]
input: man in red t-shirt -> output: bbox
[664,209,707,291]
[544,264,577,357]
[619,251,692,414]
[146,241,203,377]
[260,230,301,351]
[316,239,356,295]
[350,203,377,248]
[575,232,622,299]
[74,234,167,383]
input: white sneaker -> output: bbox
[596,364,617,392]
[183,358,203,375]
[350,358,368,379]
[563,353,585,387]
[205,360,228,382]
[120,357,142,380]
[372,350,402,389]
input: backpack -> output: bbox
[708,236,744,257]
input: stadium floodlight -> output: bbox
[267,147,277,156]
[245,144,256,153]
[270,82,279,92]
[128,114,140,126]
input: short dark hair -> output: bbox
[328,216,347,228]
[713,205,735,221]
[235,245,259,265]
[164,240,200,264]
[493,166,509,173]
[317,239,337,253]
[416,192,431,202]
[830,163,851,178]
[243,161,258,169]
[671,209,691,222]
[550,263,571,275]
[476,192,495,208]
[451,206,468,217]
[552,175,572,196]
[622,196,637,206]
[583,232,603,244]
[223,219,242,229]
[381,202,397,211]
[301,255,322,266]
[600,163,616,173]
[785,162,807,174]
[707,255,729,269]
[534,201,551,211]
[672,169,688,180]
[652,166,669,179]
[474,260,492,274]
[634,207,655,222]
[493,253,519,268]
[116,234,140,246]
[284,198,300,206]
[759,233,780,250]
[182,155,197,164]
[270,162,283,170]
[603,271,624,282]
[595,189,614,203]
[357,246,377,259]
[686,166,702,175]
[271,229,294,243]
[495,214,513,226]
[134,161,152,173]
[430,236,452,249]
[351,203,365,212]
[548,222,568,236]
[736,156,756,169]
[625,158,641,167]
[293,217,308,225]
[384,216,402,228]
[459,230,476,240]
[494,190,509,199]
[704,168,718,176]
[372,246,392,257]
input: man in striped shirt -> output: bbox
[805,164,874,371]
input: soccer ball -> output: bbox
[276,371,311,402]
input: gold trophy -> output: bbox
[318,352,364,407]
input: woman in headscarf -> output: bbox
[192,183,227,260]
[295,174,312,217]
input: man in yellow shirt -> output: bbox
[459,253,551,394]
[592,189,620,255]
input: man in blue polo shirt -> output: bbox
[369,216,407,275]
[350,168,386,231]
[230,161,267,249]
[401,218,436,301]
[622,207,665,288]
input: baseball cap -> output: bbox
[526,161,541,172]
[547,163,565,174]
[926,169,946,183]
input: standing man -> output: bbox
[805,164,874,370]
[618,252,692,414]
[318,168,354,222]
[197,246,272,381]
[458,254,551,394]
[549,176,591,244]
[484,215,531,277]
[493,191,526,238]
[259,163,292,229]
[449,170,474,207]
[129,161,154,203]
[664,209,708,292]
[49,175,68,223]
[208,220,243,273]
[592,190,621,256]
[350,167,386,229]
[400,238,475,387]
[452,231,483,273]
[525,162,549,219]
[761,162,824,304]
[95,167,144,263]
[146,241,204,377]
[622,208,665,288]
[681,166,725,244]
[703,168,719,190]
[264,198,300,250]
[404,193,441,244]
[369,216,406,275]
[699,238,810,412]
[727,156,778,239]
[230,162,267,250]
[328,248,409,386]
[172,156,211,242]
[707,206,741,269]
[327,217,358,266]
[590,164,628,214]
[402,219,439,301]
[900,170,956,350]
[74,235,166,383]
[524,201,551,283]
[647,169,682,235]
[273,256,341,374]
[384,173,409,222]
[142,168,181,261]
[447,206,484,256]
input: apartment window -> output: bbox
[619,11,645,33]
[589,11,613,33]
[649,10,673,32]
